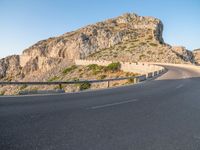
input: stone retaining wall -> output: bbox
[75,59,164,75]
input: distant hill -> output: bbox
[0,13,197,84]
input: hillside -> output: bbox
[0,63,139,95]
[193,49,200,64]
[0,13,197,84]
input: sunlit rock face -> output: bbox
[0,55,21,80]
[193,49,200,64]
[0,13,195,81]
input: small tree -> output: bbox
[79,82,91,91]
[62,65,77,74]
[87,64,103,75]
[106,62,121,72]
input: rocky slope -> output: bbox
[0,63,138,95]
[193,49,200,64]
[0,13,196,83]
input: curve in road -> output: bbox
[1,65,200,150]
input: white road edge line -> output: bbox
[91,99,138,109]
[176,84,184,89]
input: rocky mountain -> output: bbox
[193,49,200,64]
[0,13,197,82]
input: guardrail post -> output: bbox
[59,84,62,90]
[153,71,157,77]
[146,74,149,78]
[134,78,138,84]
[107,81,110,88]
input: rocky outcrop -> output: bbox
[172,46,195,63]
[0,13,196,81]
[87,41,194,64]
[0,55,21,80]
[22,13,165,59]
[193,49,200,64]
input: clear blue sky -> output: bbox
[0,0,200,58]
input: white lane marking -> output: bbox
[193,135,200,141]
[91,99,138,109]
[176,84,184,89]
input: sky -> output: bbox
[0,0,200,58]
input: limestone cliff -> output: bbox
[0,55,21,80]
[0,13,196,81]
[193,49,200,64]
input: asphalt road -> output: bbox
[1,65,200,150]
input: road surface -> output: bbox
[1,65,200,150]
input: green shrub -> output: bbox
[48,76,60,82]
[79,82,91,91]
[73,78,79,82]
[87,64,103,75]
[87,64,100,70]
[106,62,121,72]
[19,85,28,90]
[0,90,5,96]
[63,65,77,74]
[98,74,107,80]
[149,43,158,47]
[54,84,64,90]
[127,78,135,83]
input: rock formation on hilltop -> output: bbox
[193,49,200,64]
[0,13,197,82]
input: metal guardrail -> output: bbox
[0,75,144,88]
[0,69,165,94]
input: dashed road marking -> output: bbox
[90,99,138,109]
[176,84,184,89]
[193,135,200,141]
